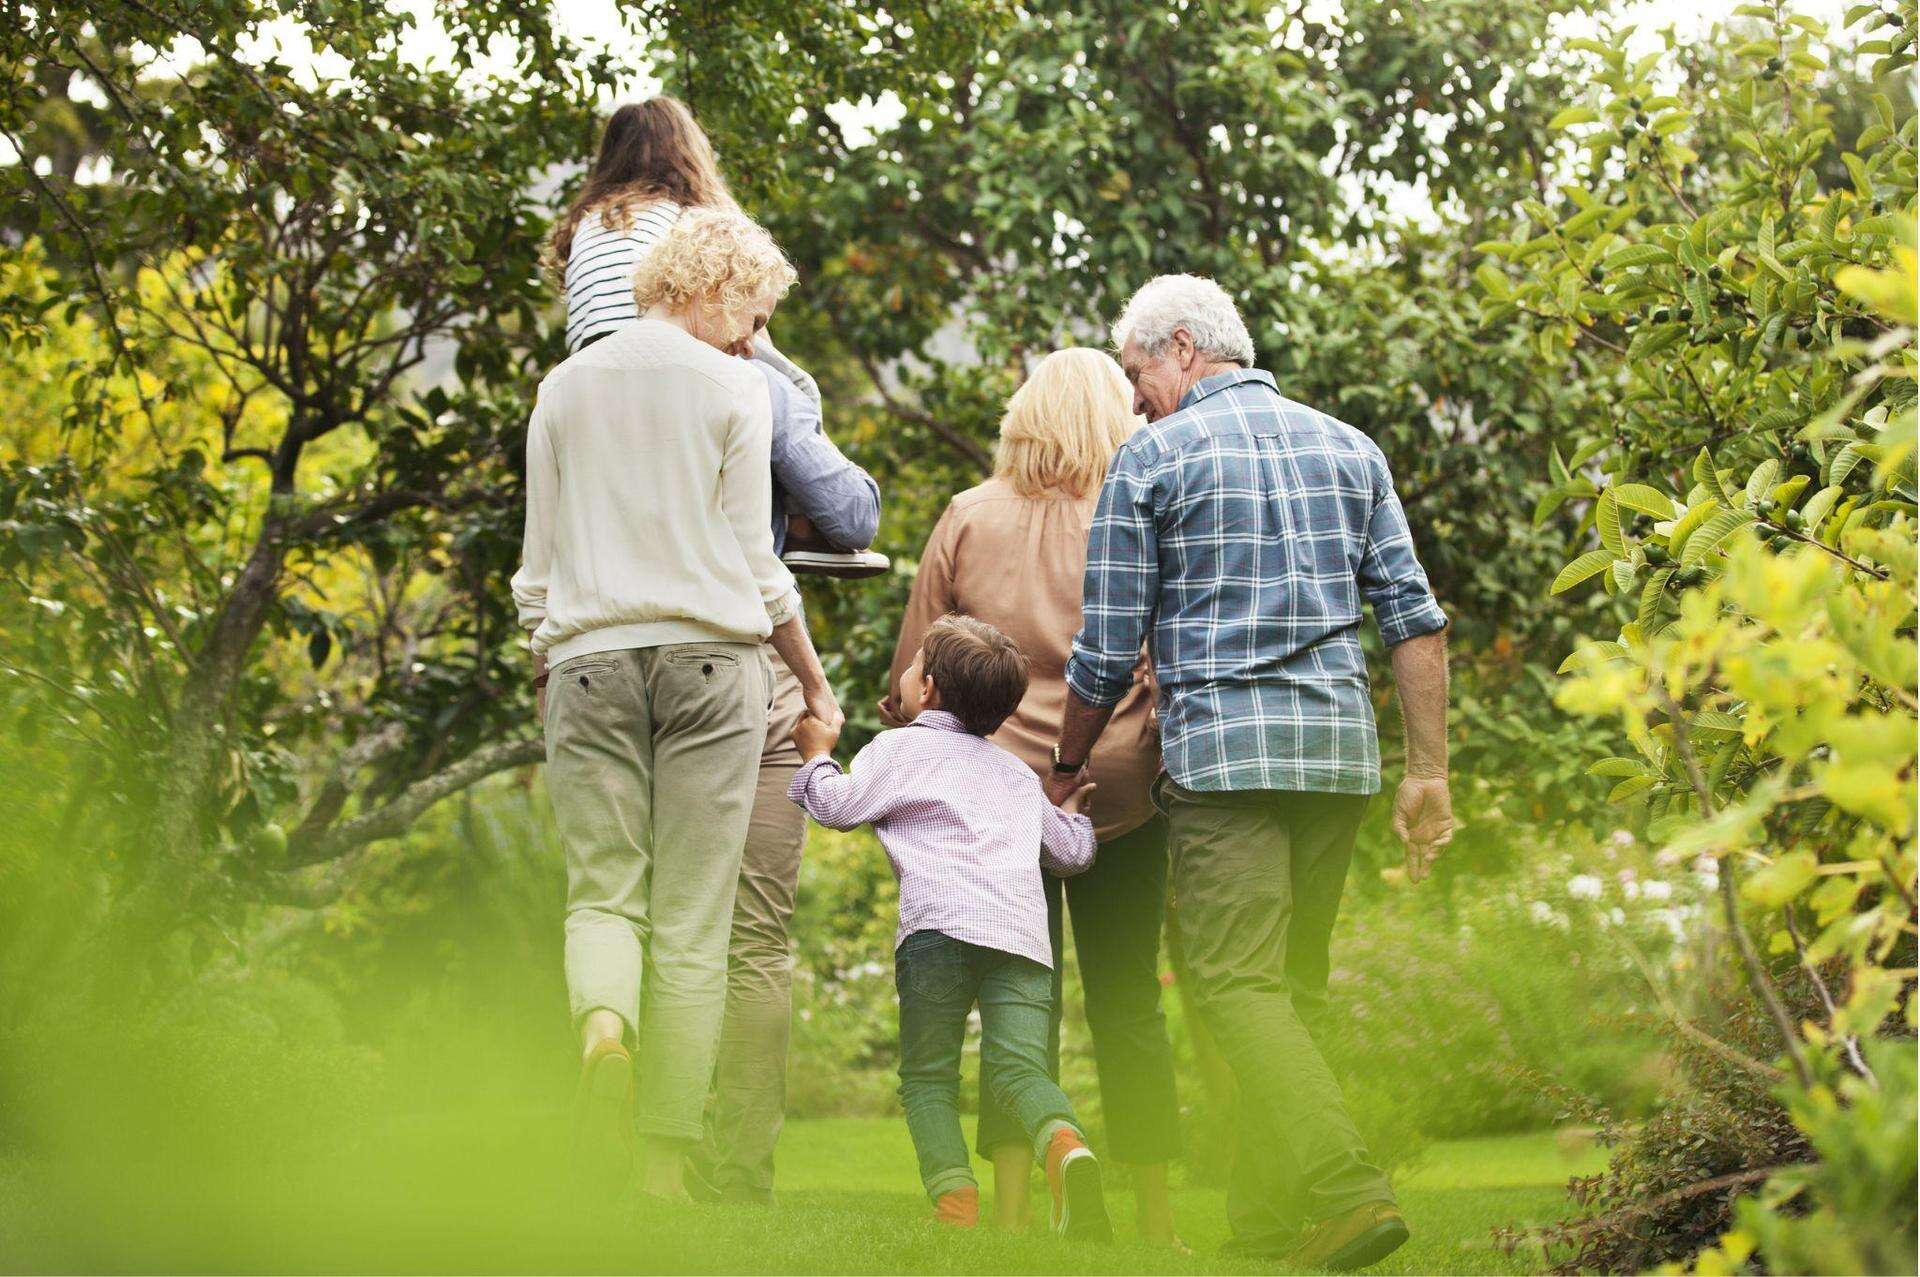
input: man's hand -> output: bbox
[803,684,844,735]
[1042,766,1086,810]
[876,694,912,728]
[1059,781,1098,817]
[1392,774,1454,883]
[792,713,842,761]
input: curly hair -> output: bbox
[630,207,797,316]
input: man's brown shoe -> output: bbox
[571,1038,633,1198]
[1286,1202,1409,1272]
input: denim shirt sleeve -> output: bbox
[1065,443,1159,708]
[1358,454,1448,646]
[761,363,881,552]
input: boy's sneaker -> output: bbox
[571,1038,634,1198]
[1044,1128,1112,1243]
[1285,1202,1410,1271]
[780,545,892,580]
[932,1186,980,1228]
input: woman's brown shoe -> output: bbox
[571,1039,634,1198]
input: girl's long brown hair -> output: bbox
[545,96,735,277]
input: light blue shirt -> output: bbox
[758,360,880,554]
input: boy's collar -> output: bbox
[908,709,967,734]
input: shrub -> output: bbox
[1476,2,1917,1267]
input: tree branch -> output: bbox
[283,734,543,869]
[1655,679,1816,1091]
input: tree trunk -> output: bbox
[134,522,290,926]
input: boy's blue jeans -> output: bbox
[894,929,1080,1201]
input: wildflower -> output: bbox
[1567,874,1604,901]
[1642,880,1673,902]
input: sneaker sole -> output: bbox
[780,552,892,579]
[1326,1218,1410,1272]
[571,1051,633,1199]
[1055,1150,1112,1244]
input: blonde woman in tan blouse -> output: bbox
[883,348,1182,1246]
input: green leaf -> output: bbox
[1742,850,1820,908]
[1609,776,1657,803]
[1602,243,1675,270]
[1668,498,1721,561]
[1745,459,1780,505]
[1551,549,1616,595]
[1596,489,1623,554]
[1588,757,1649,777]
[1549,106,1601,130]
[1611,483,1675,518]
[1680,507,1754,565]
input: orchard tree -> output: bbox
[0,0,995,971]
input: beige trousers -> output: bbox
[545,641,769,1141]
[690,649,808,1201]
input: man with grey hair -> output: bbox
[1045,274,1453,1270]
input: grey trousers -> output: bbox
[690,650,809,1201]
[545,641,769,1142]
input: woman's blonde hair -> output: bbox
[632,207,798,316]
[545,96,736,278]
[995,348,1142,499]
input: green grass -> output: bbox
[0,1113,1601,1274]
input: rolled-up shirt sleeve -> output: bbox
[722,375,802,628]
[1065,444,1158,708]
[1358,454,1448,646]
[509,398,556,637]
[764,367,881,551]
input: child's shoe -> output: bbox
[781,518,890,579]
[781,543,892,580]
[1044,1127,1112,1243]
[933,1186,980,1228]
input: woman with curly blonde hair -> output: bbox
[883,348,1184,1246]
[513,206,844,1205]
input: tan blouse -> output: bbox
[888,477,1160,841]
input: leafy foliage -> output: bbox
[1475,2,1917,1267]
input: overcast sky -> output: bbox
[264,0,1860,131]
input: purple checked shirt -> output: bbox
[787,709,1096,969]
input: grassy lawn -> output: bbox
[0,1115,1599,1274]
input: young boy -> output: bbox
[788,615,1111,1241]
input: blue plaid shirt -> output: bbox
[1065,369,1447,795]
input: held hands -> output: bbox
[875,694,912,729]
[1392,773,1454,884]
[1042,766,1086,811]
[791,712,842,761]
[1058,780,1097,817]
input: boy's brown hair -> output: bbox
[920,615,1029,737]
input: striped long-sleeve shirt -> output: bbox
[563,200,681,352]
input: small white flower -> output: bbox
[1609,907,1626,926]
[1621,879,1642,902]
[1642,880,1673,903]
[1529,900,1557,925]
[1567,874,1604,901]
